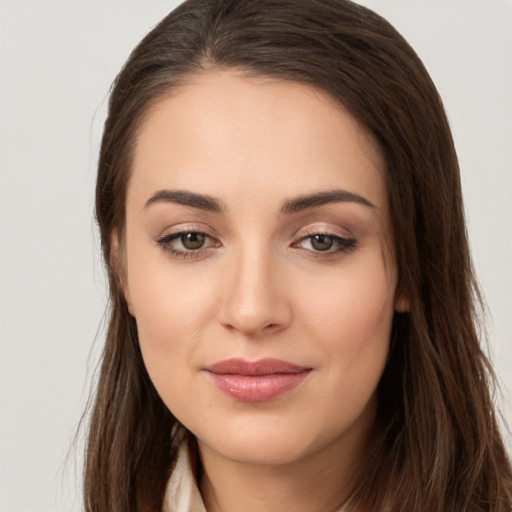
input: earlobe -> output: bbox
[393,279,410,313]
[395,292,410,313]
[110,231,134,316]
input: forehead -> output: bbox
[129,70,386,211]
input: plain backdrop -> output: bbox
[0,1,511,511]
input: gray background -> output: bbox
[1,1,511,510]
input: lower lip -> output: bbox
[205,371,311,402]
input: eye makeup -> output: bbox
[155,226,357,262]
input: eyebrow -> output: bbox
[144,189,227,213]
[280,189,375,214]
[144,188,375,214]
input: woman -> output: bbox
[85,0,512,510]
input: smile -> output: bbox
[203,358,312,402]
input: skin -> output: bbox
[120,71,407,512]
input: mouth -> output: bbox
[203,358,312,402]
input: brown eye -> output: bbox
[294,232,356,255]
[156,230,220,258]
[181,232,206,250]
[310,234,334,251]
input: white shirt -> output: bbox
[163,443,348,512]
[163,443,206,512]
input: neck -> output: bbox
[197,416,375,512]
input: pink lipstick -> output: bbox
[204,358,311,402]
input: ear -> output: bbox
[393,278,410,313]
[110,231,134,316]
[394,288,410,313]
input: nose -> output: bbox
[218,246,293,337]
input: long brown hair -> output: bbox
[86,0,512,510]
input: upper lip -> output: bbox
[204,358,310,376]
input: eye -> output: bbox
[308,234,335,251]
[179,232,207,250]
[156,230,219,257]
[295,232,356,254]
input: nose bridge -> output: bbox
[220,241,290,336]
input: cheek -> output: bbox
[298,254,395,384]
[302,256,394,335]
[128,272,217,419]
[123,240,219,384]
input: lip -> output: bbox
[203,358,312,402]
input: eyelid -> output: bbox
[156,222,219,240]
[293,223,353,240]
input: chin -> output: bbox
[190,395,378,469]
[203,432,311,466]
[193,413,350,468]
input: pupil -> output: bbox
[182,232,205,250]
[311,234,333,251]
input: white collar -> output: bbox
[163,442,207,512]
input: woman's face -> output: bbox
[122,71,405,467]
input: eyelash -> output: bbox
[156,229,357,260]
